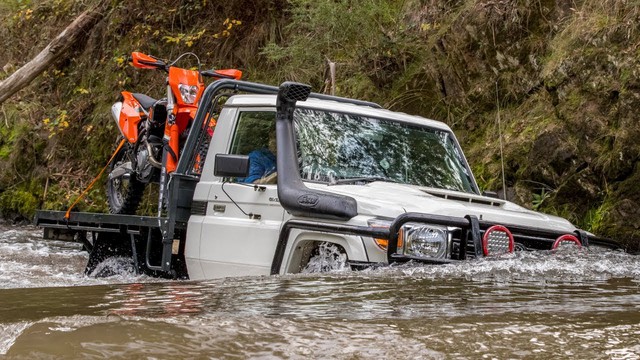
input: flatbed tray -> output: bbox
[35,210,167,236]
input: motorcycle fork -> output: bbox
[158,82,176,216]
[158,124,178,216]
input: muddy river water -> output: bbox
[1,224,639,359]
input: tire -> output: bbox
[106,141,145,214]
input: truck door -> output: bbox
[198,109,284,278]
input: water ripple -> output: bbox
[2,226,640,358]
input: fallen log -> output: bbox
[0,1,108,106]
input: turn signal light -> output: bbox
[374,228,404,251]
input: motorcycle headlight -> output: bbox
[401,223,449,259]
[178,84,198,104]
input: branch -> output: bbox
[0,1,109,106]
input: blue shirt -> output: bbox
[239,148,276,183]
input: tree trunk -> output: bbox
[0,1,108,106]
[324,57,336,96]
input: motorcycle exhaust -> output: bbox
[108,161,133,180]
[145,139,163,169]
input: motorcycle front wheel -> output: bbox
[106,141,145,214]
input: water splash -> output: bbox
[0,225,161,289]
[365,247,640,282]
[0,322,31,355]
[2,224,639,287]
[301,242,348,273]
[88,257,137,278]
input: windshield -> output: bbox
[294,108,477,193]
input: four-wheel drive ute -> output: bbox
[35,80,622,280]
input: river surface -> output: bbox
[1,224,640,359]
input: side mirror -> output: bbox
[214,154,249,178]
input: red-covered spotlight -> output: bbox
[482,225,515,256]
[552,234,582,250]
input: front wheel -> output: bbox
[106,141,145,214]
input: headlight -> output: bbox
[401,223,449,259]
[368,218,450,260]
[178,84,198,104]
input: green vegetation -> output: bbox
[0,0,638,249]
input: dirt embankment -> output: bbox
[0,0,637,248]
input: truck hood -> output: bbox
[307,181,575,232]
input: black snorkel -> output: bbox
[275,82,358,220]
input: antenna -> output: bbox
[496,81,507,200]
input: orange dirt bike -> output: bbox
[107,52,242,215]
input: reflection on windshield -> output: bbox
[294,108,476,193]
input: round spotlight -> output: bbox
[482,225,515,256]
[552,234,582,250]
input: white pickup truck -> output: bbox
[35,81,622,279]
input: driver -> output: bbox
[239,126,277,184]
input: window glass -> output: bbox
[230,111,276,155]
[294,108,476,193]
[229,111,277,184]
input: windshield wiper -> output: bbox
[329,176,398,186]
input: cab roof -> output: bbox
[224,94,453,132]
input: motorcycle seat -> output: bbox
[132,93,157,110]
